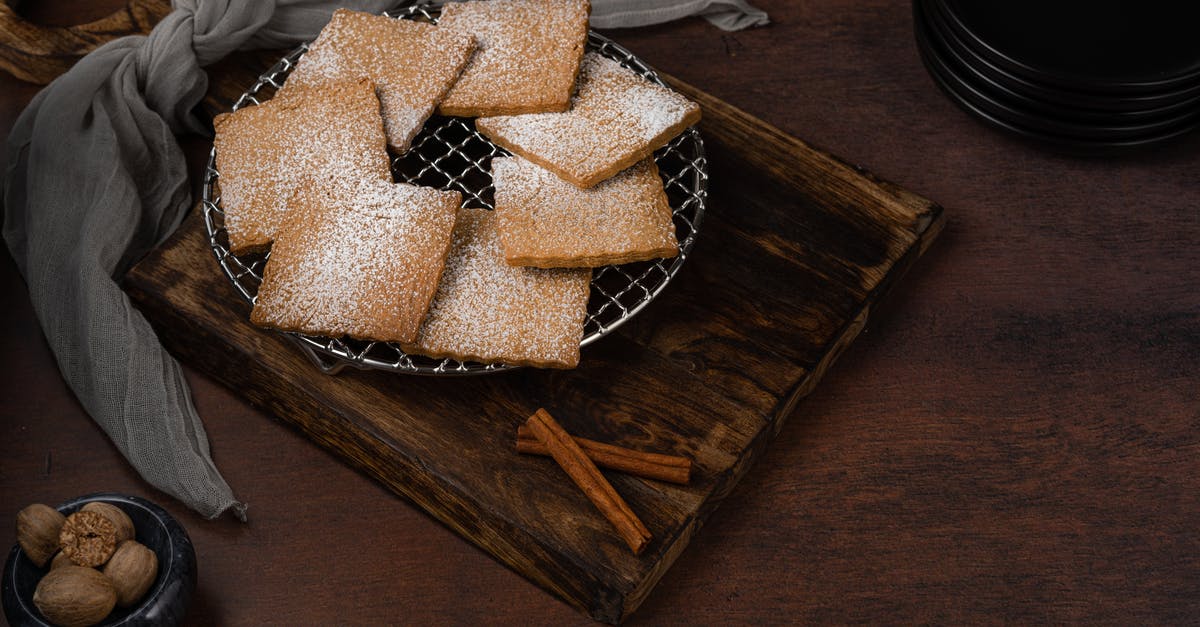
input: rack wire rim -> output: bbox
[201,5,707,376]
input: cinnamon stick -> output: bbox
[516,425,692,485]
[523,408,652,554]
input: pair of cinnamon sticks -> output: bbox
[518,408,693,554]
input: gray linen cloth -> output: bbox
[592,0,768,30]
[2,0,767,520]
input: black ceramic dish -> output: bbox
[916,1,1200,140]
[920,48,1200,155]
[914,1,1200,155]
[2,494,196,627]
[923,0,1200,117]
[938,0,1200,94]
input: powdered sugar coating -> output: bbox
[404,208,590,368]
[437,0,590,117]
[214,78,391,254]
[493,155,678,267]
[476,52,701,188]
[251,179,461,344]
[282,9,476,152]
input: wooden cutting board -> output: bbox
[124,80,943,623]
[0,6,944,621]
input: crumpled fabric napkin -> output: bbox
[2,0,768,520]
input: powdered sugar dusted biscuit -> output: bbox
[493,156,677,267]
[476,52,701,188]
[214,77,391,255]
[436,0,589,117]
[281,8,476,152]
[404,207,590,368]
[250,179,461,344]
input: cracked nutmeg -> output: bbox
[80,502,135,544]
[58,510,117,568]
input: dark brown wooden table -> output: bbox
[3,0,1198,624]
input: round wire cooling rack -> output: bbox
[201,5,708,375]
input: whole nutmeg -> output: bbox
[58,510,117,568]
[32,565,117,627]
[80,502,135,544]
[50,550,75,571]
[103,540,159,607]
[16,503,66,568]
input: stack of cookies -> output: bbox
[213,1,701,369]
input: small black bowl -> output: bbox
[2,494,196,626]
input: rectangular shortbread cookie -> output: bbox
[493,155,678,267]
[250,179,461,344]
[281,8,476,152]
[436,0,590,117]
[476,52,701,188]
[213,77,391,255]
[403,207,591,368]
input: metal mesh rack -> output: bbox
[201,4,708,375]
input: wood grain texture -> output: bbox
[3,0,1198,624]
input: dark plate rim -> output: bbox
[917,0,1200,137]
[923,0,1200,117]
[915,4,1200,153]
[936,0,1200,94]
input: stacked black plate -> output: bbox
[914,0,1200,154]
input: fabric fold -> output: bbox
[591,0,769,31]
[3,0,396,520]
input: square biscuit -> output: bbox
[403,207,591,368]
[436,0,590,117]
[213,77,391,255]
[476,52,701,188]
[250,179,461,344]
[493,155,678,267]
[281,8,476,152]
